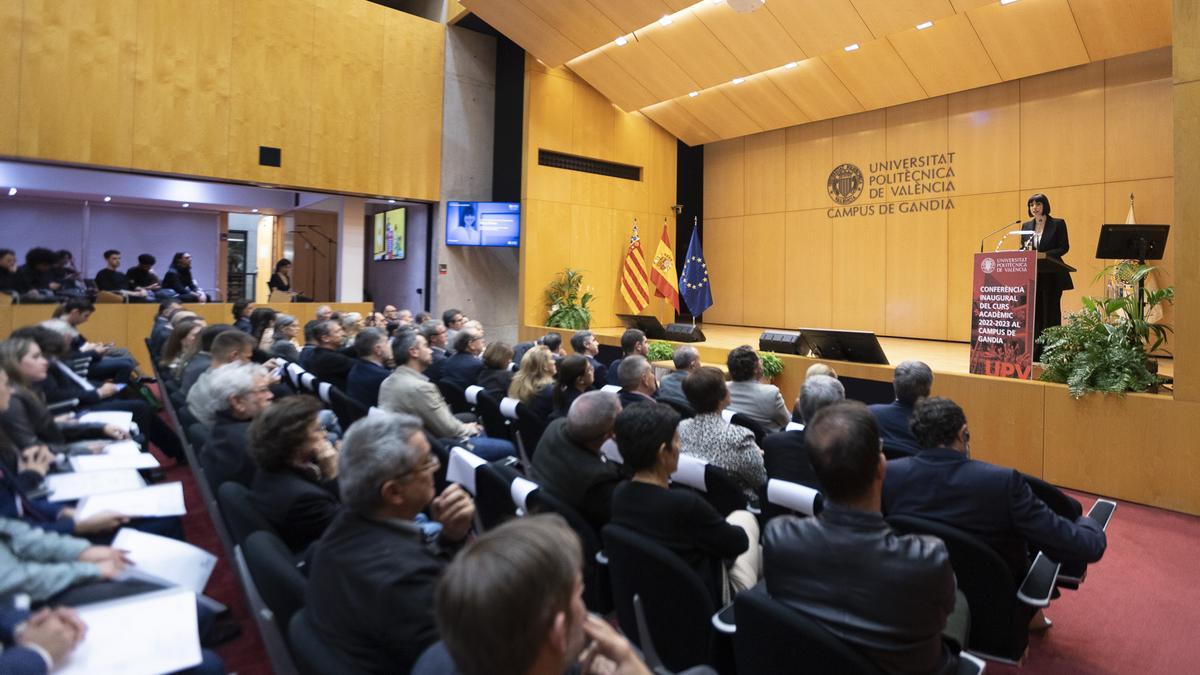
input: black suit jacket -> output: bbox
[585,355,608,389]
[530,418,622,531]
[306,347,356,391]
[250,466,341,554]
[883,447,1105,579]
[437,353,483,391]
[345,360,391,408]
[1021,216,1073,291]
[761,428,820,488]
[475,367,512,400]
[202,412,255,489]
[868,400,920,457]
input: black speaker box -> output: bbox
[665,323,706,343]
[759,330,804,355]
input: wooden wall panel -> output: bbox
[611,113,652,212]
[1105,47,1173,183]
[886,209,948,338]
[379,12,444,201]
[1026,183,1105,315]
[0,0,23,156]
[831,214,886,332]
[886,97,947,163]
[228,0,314,187]
[784,120,834,212]
[307,0,385,195]
[1019,62,1105,190]
[568,205,617,323]
[520,200,573,326]
[565,51,657,112]
[132,0,233,178]
[703,138,745,218]
[702,217,745,325]
[831,109,886,177]
[524,70,575,204]
[946,192,1024,341]
[743,130,786,215]
[930,374,1046,476]
[948,81,1020,195]
[784,210,834,328]
[742,213,786,327]
[18,0,138,167]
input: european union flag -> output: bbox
[679,224,713,316]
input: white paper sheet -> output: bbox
[45,470,146,502]
[785,422,805,432]
[75,482,186,521]
[600,384,621,394]
[446,447,486,495]
[77,411,134,431]
[112,528,217,594]
[368,406,386,417]
[71,452,160,472]
[510,477,539,511]
[56,588,202,675]
[671,454,709,491]
[101,440,143,457]
[600,438,623,464]
[767,478,819,516]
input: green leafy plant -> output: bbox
[760,352,785,381]
[545,268,593,329]
[647,341,674,362]
[1038,263,1173,398]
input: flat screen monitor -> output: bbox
[615,314,667,340]
[798,328,889,365]
[373,207,406,261]
[446,201,520,247]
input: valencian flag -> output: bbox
[620,220,650,312]
[679,220,713,315]
[650,220,680,312]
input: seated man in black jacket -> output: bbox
[530,391,622,532]
[761,374,843,488]
[436,327,485,390]
[345,328,393,408]
[161,252,206,303]
[306,411,475,674]
[305,320,355,390]
[868,360,932,457]
[94,250,152,301]
[764,401,965,674]
[201,362,274,489]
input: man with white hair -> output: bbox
[186,330,257,426]
[762,374,845,489]
[530,391,623,531]
[306,412,475,674]
[200,362,274,488]
[869,360,933,457]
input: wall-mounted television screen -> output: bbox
[446,201,520,247]
[373,207,406,261]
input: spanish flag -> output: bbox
[650,221,680,312]
[620,221,650,313]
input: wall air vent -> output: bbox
[537,149,641,181]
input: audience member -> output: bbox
[658,345,701,407]
[305,319,355,390]
[531,391,622,531]
[509,345,556,419]
[476,341,514,400]
[248,395,340,554]
[201,362,274,489]
[421,320,451,380]
[248,307,277,354]
[180,324,233,395]
[437,328,486,391]
[379,331,514,460]
[610,402,759,604]
[158,316,205,377]
[869,360,933,457]
[315,305,333,322]
[414,311,433,325]
[271,313,301,361]
[442,308,466,348]
[340,312,364,348]
[186,330,256,426]
[0,249,22,298]
[232,300,253,333]
[298,319,321,366]
[678,366,765,497]
[539,332,566,359]
[346,328,393,408]
[94,249,151,300]
[549,354,593,420]
[805,362,838,381]
[616,355,657,410]
[147,298,183,357]
[763,400,964,674]
[605,328,647,386]
[51,250,84,295]
[0,604,86,674]
[16,248,60,301]
[307,412,475,673]
[725,345,790,433]
[428,515,652,675]
[125,253,165,300]
[52,299,138,384]
[762,374,843,488]
[569,329,607,388]
[161,252,207,303]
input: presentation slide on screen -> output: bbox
[446,201,520,247]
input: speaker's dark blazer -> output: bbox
[1020,216,1073,292]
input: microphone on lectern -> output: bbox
[979,219,1023,253]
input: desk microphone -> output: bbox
[979,219,1023,252]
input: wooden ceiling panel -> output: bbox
[949,0,994,10]
[661,0,693,10]
[849,0,957,38]
[721,75,811,132]
[766,0,875,56]
[693,2,805,74]
[603,35,699,102]
[678,89,763,140]
[517,0,624,57]
[967,0,1090,81]
[1067,0,1172,62]
[460,0,581,66]
[822,38,928,111]
[889,13,1001,97]
[765,58,865,121]
[566,51,658,112]
[641,99,720,147]
[589,0,676,34]
[639,11,750,90]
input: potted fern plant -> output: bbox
[545,268,593,329]
[759,352,785,383]
[647,341,674,362]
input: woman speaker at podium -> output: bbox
[1021,192,1072,359]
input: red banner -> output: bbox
[969,251,1036,379]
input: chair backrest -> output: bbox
[217,481,275,545]
[729,412,767,446]
[243,530,307,630]
[289,608,363,675]
[702,464,748,516]
[329,386,368,429]
[526,488,612,614]
[765,478,822,517]
[514,402,548,461]
[475,462,522,531]
[473,391,512,440]
[660,397,697,419]
[734,585,883,675]
[435,380,470,415]
[602,524,717,673]
[1022,473,1082,520]
[887,514,1029,662]
[882,444,916,461]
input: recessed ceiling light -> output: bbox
[710,0,723,4]
[181,203,190,208]
[388,199,396,204]
[732,77,745,85]
[614,35,628,46]
[252,208,259,213]
[7,188,16,196]
[785,61,798,69]
[103,196,111,202]
[1000,0,1019,5]
[917,21,933,30]
[659,15,672,26]
[688,91,699,97]
[844,43,859,52]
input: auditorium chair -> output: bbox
[602,524,735,674]
[243,530,308,634]
[660,397,697,419]
[218,481,277,546]
[473,391,515,443]
[728,412,767,446]
[289,609,364,675]
[887,515,1056,664]
[882,443,916,460]
[328,385,368,429]
[435,379,470,415]
[526,485,612,614]
[759,477,824,524]
[474,461,524,531]
[513,401,548,461]
[670,454,755,517]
